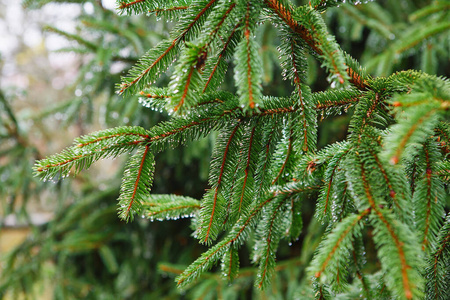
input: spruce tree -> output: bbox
[27,0,449,299]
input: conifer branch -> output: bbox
[178,180,318,287]
[426,213,450,299]
[119,0,192,17]
[221,247,239,280]
[178,195,278,287]
[271,129,293,184]
[149,5,190,19]
[238,126,256,213]
[138,88,171,110]
[44,25,97,51]
[234,1,263,110]
[204,3,236,46]
[142,194,201,221]
[300,8,349,86]
[435,122,450,144]
[169,2,236,113]
[201,122,241,244]
[367,148,400,210]
[316,145,352,223]
[34,127,150,181]
[412,140,446,253]
[256,196,289,288]
[245,3,254,108]
[118,39,180,95]
[203,22,241,93]
[128,146,149,215]
[314,95,360,111]
[422,143,434,251]
[351,238,373,298]
[345,61,369,90]
[173,65,195,112]
[253,120,279,198]
[392,21,450,56]
[387,108,439,165]
[283,38,316,152]
[118,0,147,10]
[265,0,363,88]
[118,145,155,221]
[119,0,218,96]
[310,209,369,279]
[359,159,421,299]
[118,0,157,15]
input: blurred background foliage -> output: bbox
[0,0,448,299]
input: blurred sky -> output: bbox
[0,0,117,90]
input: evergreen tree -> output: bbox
[3,0,450,299]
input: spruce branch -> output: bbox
[412,140,446,252]
[142,194,201,221]
[118,145,155,221]
[118,0,218,96]
[410,2,450,22]
[255,194,291,289]
[366,147,412,223]
[264,0,365,89]
[170,0,218,41]
[351,236,373,299]
[168,2,237,113]
[230,124,258,220]
[118,39,182,96]
[34,126,149,182]
[43,25,97,51]
[297,7,350,87]
[383,96,444,165]
[426,213,450,300]
[252,113,283,198]
[348,151,424,299]
[308,210,369,291]
[198,121,242,244]
[34,94,243,200]
[221,246,240,281]
[288,197,303,242]
[390,20,450,57]
[168,43,206,113]
[117,0,155,15]
[178,179,319,288]
[434,121,450,150]
[312,88,361,114]
[234,1,264,110]
[178,195,278,288]
[315,142,353,224]
[338,4,394,40]
[348,91,390,144]
[277,33,317,152]
[270,126,294,185]
[146,0,191,20]
[202,21,241,93]
[138,87,171,111]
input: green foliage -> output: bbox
[3,0,450,299]
[142,194,200,221]
[34,126,149,182]
[330,0,450,76]
[426,212,450,300]
[0,90,47,216]
[118,145,155,221]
